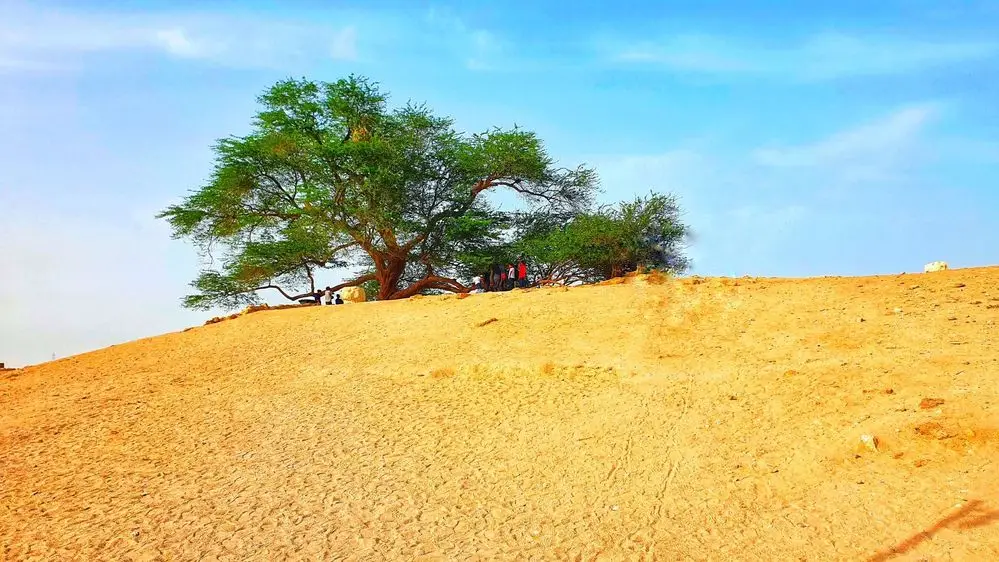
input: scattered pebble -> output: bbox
[860,434,879,452]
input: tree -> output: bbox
[513,192,691,285]
[159,76,597,309]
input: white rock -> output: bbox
[339,286,366,303]
[924,261,949,273]
[860,434,879,452]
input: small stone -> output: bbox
[919,398,945,409]
[914,459,929,468]
[884,389,894,395]
[858,317,866,323]
[860,434,879,452]
[893,307,903,314]
[610,505,619,511]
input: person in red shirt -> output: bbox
[517,259,528,288]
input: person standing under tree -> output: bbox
[491,263,502,292]
[517,259,528,288]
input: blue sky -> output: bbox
[2,0,998,366]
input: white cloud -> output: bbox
[753,103,939,183]
[425,7,502,70]
[607,32,998,80]
[0,3,359,70]
[152,28,210,58]
[330,26,358,60]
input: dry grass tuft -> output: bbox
[647,270,670,285]
[430,367,456,379]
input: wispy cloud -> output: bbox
[607,32,998,80]
[0,3,358,71]
[753,103,939,183]
[425,7,503,71]
[588,102,958,275]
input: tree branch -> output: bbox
[388,275,469,299]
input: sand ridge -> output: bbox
[2,267,999,560]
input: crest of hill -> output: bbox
[6,266,999,379]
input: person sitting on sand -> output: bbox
[334,293,344,305]
[313,289,323,304]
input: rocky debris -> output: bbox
[924,261,949,272]
[919,398,946,409]
[860,434,880,452]
[863,388,894,395]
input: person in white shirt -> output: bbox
[323,287,332,305]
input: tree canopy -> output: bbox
[512,193,691,286]
[159,75,597,309]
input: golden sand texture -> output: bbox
[3,267,999,560]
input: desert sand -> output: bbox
[2,267,999,560]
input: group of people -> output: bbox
[473,259,530,293]
[313,287,344,305]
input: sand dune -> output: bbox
[3,268,999,560]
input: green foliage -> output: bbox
[512,192,690,284]
[360,279,380,302]
[159,75,597,309]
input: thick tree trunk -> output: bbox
[375,257,406,300]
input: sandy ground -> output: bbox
[2,267,999,561]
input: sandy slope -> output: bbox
[2,267,999,561]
